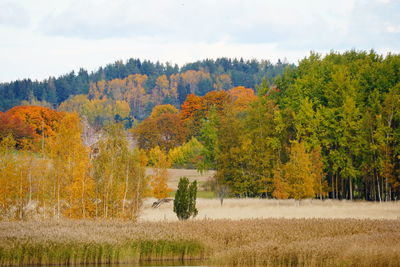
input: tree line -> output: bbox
[0,58,292,114]
[131,51,400,201]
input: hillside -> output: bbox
[0,57,293,117]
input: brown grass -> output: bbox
[1,218,400,266]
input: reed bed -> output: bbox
[1,218,400,266]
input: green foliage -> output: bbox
[197,107,219,172]
[58,95,131,128]
[168,137,204,168]
[173,177,198,220]
[277,50,400,200]
[0,238,204,265]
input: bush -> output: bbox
[173,177,198,220]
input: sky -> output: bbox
[0,0,399,82]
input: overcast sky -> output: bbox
[0,0,399,82]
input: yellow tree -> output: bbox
[213,74,232,91]
[48,113,95,219]
[310,145,328,199]
[31,156,53,219]
[281,141,316,201]
[0,135,54,220]
[0,136,28,220]
[122,149,149,219]
[93,123,149,219]
[228,86,257,111]
[272,162,289,199]
[124,74,148,117]
[0,135,18,218]
[149,146,172,199]
[180,70,211,94]
[150,104,178,118]
[152,75,172,105]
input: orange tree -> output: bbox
[6,106,64,140]
[0,112,35,148]
[132,106,188,151]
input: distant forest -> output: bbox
[0,58,293,117]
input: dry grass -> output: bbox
[1,219,400,266]
[140,198,400,221]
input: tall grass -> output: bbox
[0,239,204,265]
[1,219,400,266]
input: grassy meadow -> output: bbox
[1,219,400,266]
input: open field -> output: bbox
[141,198,400,221]
[1,219,400,266]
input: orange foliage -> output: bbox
[0,112,35,147]
[132,113,188,151]
[228,86,257,110]
[180,94,205,123]
[149,147,172,199]
[203,90,229,111]
[6,106,64,139]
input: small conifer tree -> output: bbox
[173,177,198,220]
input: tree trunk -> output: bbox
[122,163,129,215]
[335,173,339,199]
[376,171,381,202]
[81,177,86,218]
[349,178,353,200]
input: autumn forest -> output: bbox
[1,51,400,221]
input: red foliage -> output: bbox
[6,106,64,139]
[0,112,35,145]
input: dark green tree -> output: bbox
[173,177,198,220]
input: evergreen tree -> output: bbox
[173,177,198,220]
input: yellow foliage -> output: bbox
[48,113,95,219]
[150,104,178,118]
[149,147,172,199]
[273,141,317,200]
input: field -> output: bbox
[143,168,400,221]
[1,219,400,266]
[141,198,400,221]
[2,168,399,266]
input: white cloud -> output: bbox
[386,24,400,33]
[0,0,399,82]
[0,2,30,28]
